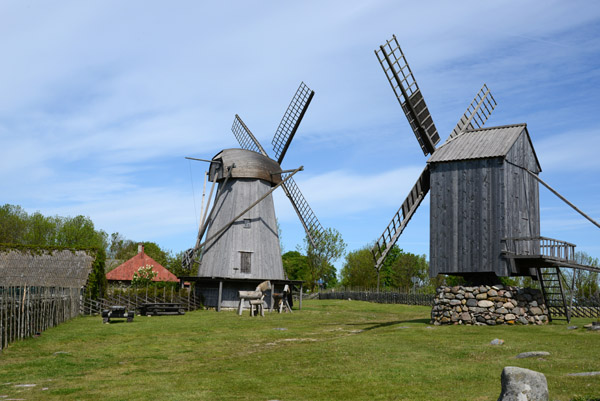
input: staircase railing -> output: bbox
[502,236,576,262]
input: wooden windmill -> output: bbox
[370,35,600,321]
[183,82,326,309]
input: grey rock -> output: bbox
[504,314,516,321]
[455,293,465,300]
[478,300,494,308]
[497,366,548,401]
[515,351,550,359]
[518,317,529,325]
[488,289,498,297]
[476,293,488,300]
[503,302,515,309]
[530,300,538,307]
[529,307,543,315]
[496,307,508,314]
[449,299,462,306]
[466,299,478,307]
[460,312,471,321]
[464,292,475,299]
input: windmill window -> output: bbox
[243,218,251,228]
[240,252,251,274]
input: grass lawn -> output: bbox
[0,299,598,400]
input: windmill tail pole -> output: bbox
[196,166,304,251]
[523,168,600,230]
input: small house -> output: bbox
[106,244,178,286]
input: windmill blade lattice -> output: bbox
[371,166,431,271]
[280,174,325,250]
[232,114,268,156]
[376,35,440,156]
[272,82,315,165]
[449,84,497,139]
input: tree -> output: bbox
[56,215,107,249]
[302,227,346,291]
[0,204,28,243]
[387,251,429,292]
[340,246,377,288]
[24,212,58,246]
[282,251,310,282]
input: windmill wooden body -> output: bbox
[183,82,326,310]
[371,35,599,320]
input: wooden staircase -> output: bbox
[536,267,570,322]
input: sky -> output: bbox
[1,1,600,272]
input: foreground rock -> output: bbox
[497,366,548,401]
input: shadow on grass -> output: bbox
[346,318,431,331]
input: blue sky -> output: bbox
[1,1,600,271]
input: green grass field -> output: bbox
[0,300,598,400]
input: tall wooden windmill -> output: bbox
[183,82,326,310]
[370,35,599,320]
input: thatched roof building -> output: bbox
[0,247,95,288]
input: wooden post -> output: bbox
[269,284,275,313]
[217,281,223,312]
[299,283,303,310]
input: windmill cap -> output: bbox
[209,148,282,185]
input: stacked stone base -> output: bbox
[431,285,549,326]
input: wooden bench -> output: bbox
[139,303,185,316]
[237,281,271,317]
[101,306,134,323]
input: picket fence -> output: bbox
[0,286,80,352]
[319,288,434,306]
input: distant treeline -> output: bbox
[0,204,190,277]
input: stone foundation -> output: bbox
[431,285,549,325]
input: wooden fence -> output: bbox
[1,286,80,352]
[81,287,202,315]
[319,288,434,306]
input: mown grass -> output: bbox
[0,300,598,400]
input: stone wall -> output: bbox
[431,285,549,325]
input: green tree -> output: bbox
[282,250,310,282]
[302,227,346,291]
[24,212,58,246]
[340,246,377,288]
[387,251,429,292]
[0,204,28,243]
[56,215,107,249]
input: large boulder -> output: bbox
[497,366,548,401]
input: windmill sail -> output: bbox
[272,82,314,165]
[371,166,431,271]
[449,84,497,139]
[232,114,268,156]
[375,35,440,156]
[280,174,325,250]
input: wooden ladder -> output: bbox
[537,267,570,323]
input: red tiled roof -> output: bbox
[106,248,178,282]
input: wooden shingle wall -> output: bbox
[429,127,541,278]
[199,178,285,280]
